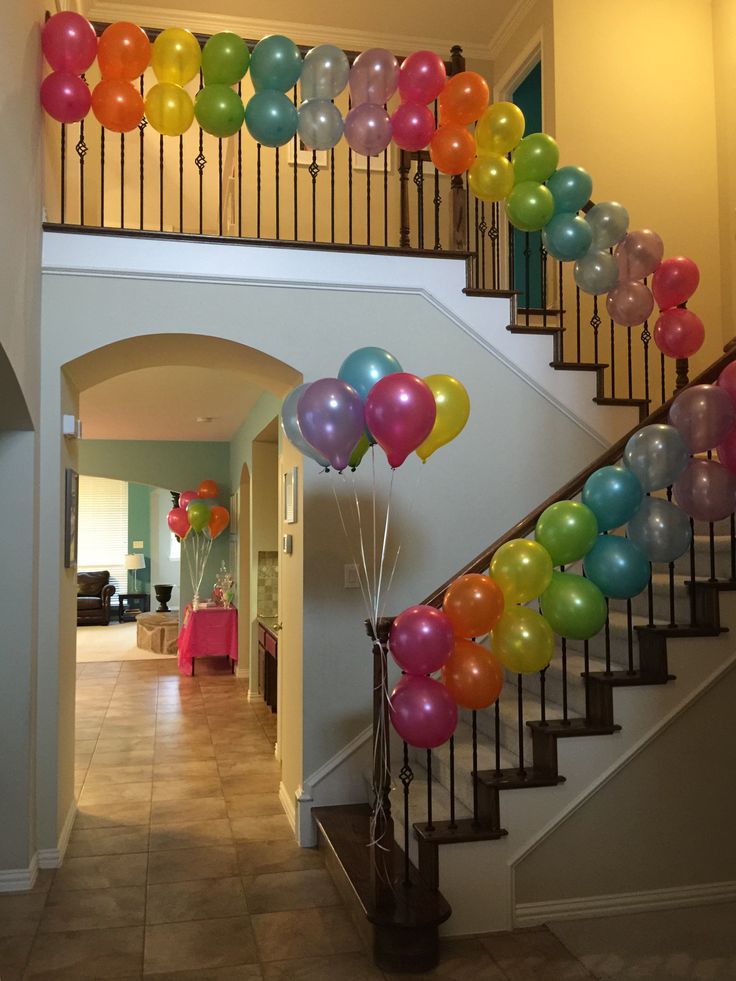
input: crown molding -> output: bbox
[87,2,492,61]
[488,0,538,62]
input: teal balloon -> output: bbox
[627,497,692,564]
[582,465,644,532]
[540,571,608,640]
[201,32,250,85]
[194,85,245,138]
[583,535,650,599]
[542,213,593,261]
[547,165,592,214]
[338,347,402,402]
[187,500,210,533]
[245,91,298,147]
[250,34,303,93]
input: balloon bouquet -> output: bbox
[166,479,230,609]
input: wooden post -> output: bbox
[366,616,395,909]
[449,46,467,253]
[398,150,411,249]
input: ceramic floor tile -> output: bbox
[66,824,150,857]
[242,869,340,913]
[236,840,324,876]
[0,892,46,937]
[143,967,262,980]
[151,760,220,780]
[148,817,233,851]
[384,938,508,980]
[221,775,281,799]
[251,907,362,962]
[75,800,152,829]
[225,794,285,819]
[147,845,237,884]
[52,853,149,892]
[23,925,144,979]
[261,952,385,980]
[150,795,228,825]
[480,928,595,981]
[229,814,293,842]
[151,776,224,802]
[82,764,155,784]
[0,933,34,981]
[143,915,258,974]
[78,780,153,806]
[146,876,247,924]
[38,885,146,932]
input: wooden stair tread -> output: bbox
[526,718,621,737]
[462,287,518,298]
[413,818,507,845]
[550,361,608,372]
[634,623,725,638]
[595,396,649,407]
[584,669,675,687]
[507,324,564,335]
[475,767,565,790]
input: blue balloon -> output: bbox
[547,165,593,214]
[245,91,298,147]
[627,497,692,563]
[281,384,330,469]
[583,535,650,599]
[542,213,593,261]
[582,465,643,532]
[338,347,402,402]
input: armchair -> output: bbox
[77,570,116,626]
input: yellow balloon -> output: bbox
[475,101,525,156]
[492,606,554,675]
[489,539,553,605]
[151,27,202,85]
[144,82,194,137]
[416,374,470,463]
[468,153,514,202]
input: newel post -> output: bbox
[366,616,396,908]
[449,45,467,253]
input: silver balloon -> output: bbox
[627,497,692,563]
[573,249,619,295]
[300,43,350,101]
[585,201,629,249]
[281,383,330,468]
[624,424,690,492]
[297,99,344,150]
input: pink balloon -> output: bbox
[717,427,736,475]
[389,605,455,675]
[614,229,664,282]
[349,48,399,106]
[652,256,700,311]
[606,282,654,327]
[365,372,437,468]
[399,50,447,105]
[673,459,736,523]
[179,490,198,511]
[390,102,435,151]
[40,72,91,123]
[718,362,736,409]
[344,104,392,157]
[669,384,736,454]
[654,308,704,359]
[42,11,98,74]
[297,378,365,472]
[167,507,189,538]
[389,675,458,749]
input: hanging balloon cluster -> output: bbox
[166,479,230,608]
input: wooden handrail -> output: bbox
[423,338,736,607]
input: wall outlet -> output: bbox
[344,564,360,588]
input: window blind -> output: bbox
[77,476,129,594]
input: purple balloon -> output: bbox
[389,675,458,749]
[669,384,736,454]
[673,459,736,523]
[389,605,455,675]
[297,378,364,472]
[614,229,664,281]
[349,48,399,106]
[606,281,654,327]
[344,103,392,157]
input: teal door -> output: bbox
[512,61,543,311]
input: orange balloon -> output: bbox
[91,79,144,132]
[442,573,505,638]
[429,124,475,175]
[98,21,151,81]
[439,71,489,126]
[442,638,504,710]
[208,505,230,539]
[197,479,219,499]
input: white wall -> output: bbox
[150,488,181,611]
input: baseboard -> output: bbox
[278,781,296,834]
[38,800,76,870]
[515,879,736,926]
[247,689,263,704]
[0,852,38,893]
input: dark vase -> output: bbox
[154,584,174,613]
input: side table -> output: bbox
[118,592,150,623]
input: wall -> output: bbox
[128,483,152,595]
[712,0,736,349]
[150,488,181,611]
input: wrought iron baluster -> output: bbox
[583,640,591,721]
[508,220,515,295]
[609,315,616,399]
[539,667,547,724]
[100,127,106,227]
[516,675,525,776]
[256,143,262,238]
[310,152,318,242]
[399,743,413,885]
[330,148,335,243]
[604,600,611,674]
[237,81,243,237]
[197,126,205,234]
[157,134,163,231]
[665,486,676,625]
[76,121,88,226]
[557,259,564,361]
[433,148,441,252]
[540,244,548,328]
[626,598,635,673]
[561,637,569,722]
[118,133,124,227]
[689,517,697,626]
[661,351,667,406]
[641,306,652,409]
[627,325,633,398]
[575,285,582,362]
[218,139,223,236]
[383,143,389,247]
[479,204,487,289]
[494,701,501,775]
[449,735,456,829]
[366,155,372,246]
[415,156,424,250]
[292,86,298,241]
[489,203,499,286]
[523,232,531,326]
[178,137,183,233]
[731,514,736,582]
[60,123,66,224]
[591,295,600,364]
[348,147,353,244]
[425,749,434,831]
[275,147,280,240]
[471,710,479,823]
[647,560,655,627]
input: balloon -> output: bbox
[349,48,399,106]
[348,433,372,471]
[624,424,690,492]
[42,12,97,74]
[399,51,446,105]
[489,539,553,605]
[429,124,476,175]
[585,202,629,249]
[717,426,736,475]
[654,308,705,359]
[582,465,643,532]
[540,571,608,640]
[344,104,392,157]
[187,500,211,533]
[297,378,365,472]
[151,28,201,86]
[669,384,736,454]
[547,166,593,214]
[97,22,150,80]
[512,133,559,183]
[144,83,194,137]
[194,85,245,138]
[364,373,436,468]
[651,256,700,310]
[574,250,619,296]
[201,32,250,86]
[673,459,736,523]
[178,490,198,511]
[542,213,593,262]
[250,35,303,93]
[438,71,489,126]
[606,282,654,327]
[583,534,650,599]
[280,384,330,468]
[442,639,504,710]
[40,72,91,124]
[468,154,514,203]
[300,44,350,101]
[535,501,599,566]
[416,374,470,462]
[338,347,402,403]
[493,606,555,674]
[442,573,504,639]
[297,99,344,151]
[475,102,525,156]
[390,675,457,748]
[197,480,218,499]
[614,229,664,281]
[627,497,692,563]
[208,505,230,539]
[506,181,555,232]
[718,362,736,409]
[389,605,455,675]
[390,103,435,152]
[91,79,144,132]
[167,507,189,538]
[245,91,298,147]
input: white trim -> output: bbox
[278,780,296,833]
[516,880,736,926]
[0,853,38,893]
[38,799,77,869]
[488,0,539,62]
[246,689,262,703]
[303,724,372,791]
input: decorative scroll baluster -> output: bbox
[516,674,525,776]
[100,127,106,227]
[399,742,413,885]
[119,134,125,227]
[60,123,66,224]
[76,121,88,226]
[309,152,319,242]
[591,295,600,364]
[275,148,280,240]
[138,78,145,230]
[415,156,424,250]
[366,155,372,247]
[237,81,243,237]
[195,131,205,235]
[641,314,652,408]
[489,203,499,285]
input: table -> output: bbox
[177,606,238,676]
[118,592,150,622]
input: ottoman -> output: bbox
[136,612,179,655]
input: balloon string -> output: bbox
[374,468,395,627]
[371,445,377,623]
[332,479,374,626]
[378,464,422,621]
[349,470,377,637]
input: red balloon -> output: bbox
[442,638,504,710]
[654,308,705,359]
[167,506,189,537]
[40,72,91,123]
[179,489,198,510]
[197,479,219,499]
[399,51,446,105]
[390,102,435,152]
[389,675,458,748]
[651,256,700,310]
[42,11,98,74]
[389,605,454,675]
[91,79,144,132]
[364,373,436,468]
[208,505,230,539]
[98,21,151,81]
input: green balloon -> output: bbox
[202,32,250,86]
[245,90,298,147]
[512,132,559,183]
[187,500,210,533]
[535,500,599,566]
[194,85,245,138]
[250,34,303,93]
[506,181,555,232]
[349,433,372,471]
[541,570,608,640]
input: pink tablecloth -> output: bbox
[177,607,238,676]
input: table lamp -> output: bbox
[124,553,146,591]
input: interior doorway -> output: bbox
[512,60,543,310]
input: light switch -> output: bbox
[133,541,144,549]
[283,534,293,554]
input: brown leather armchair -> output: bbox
[77,571,116,626]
